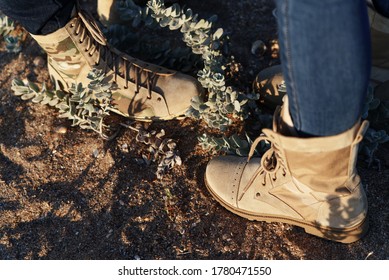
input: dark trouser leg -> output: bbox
[0,0,76,35]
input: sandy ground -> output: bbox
[0,0,388,260]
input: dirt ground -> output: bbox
[0,0,389,260]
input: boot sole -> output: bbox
[205,176,369,244]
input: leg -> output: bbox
[0,0,75,35]
[276,0,371,136]
[205,0,371,243]
[254,0,389,106]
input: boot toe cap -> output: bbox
[160,73,204,116]
[205,156,247,207]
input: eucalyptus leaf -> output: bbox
[21,93,36,100]
[213,28,223,40]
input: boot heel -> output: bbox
[304,218,369,244]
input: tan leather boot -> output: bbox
[205,97,370,243]
[31,5,202,121]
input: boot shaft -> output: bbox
[267,100,369,194]
[30,9,173,91]
[30,24,88,84]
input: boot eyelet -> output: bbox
[157,97,162,102]
[255,192,261,198]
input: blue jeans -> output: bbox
[276,0,389,136]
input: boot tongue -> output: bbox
[273,96,299,137]
[71,6,77,18]
[268,94,370,195]
[274,96,325,138]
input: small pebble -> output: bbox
[33,56,45,67]
[270,39,279,59]
[54,126,67,134]
[121,143,129,153]
[92,149,99,158]
[251,40,267,57]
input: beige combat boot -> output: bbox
[31,3,202,121]
[205,97,369,243]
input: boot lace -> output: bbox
[238,132,287,201]
[69,10,171,99]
